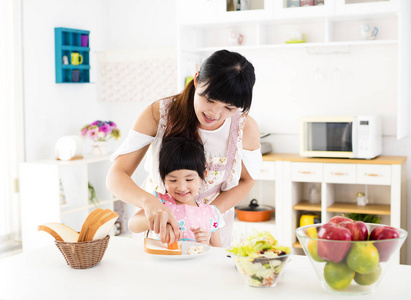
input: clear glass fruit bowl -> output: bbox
[296,223,407,296]
[231,252,292,288]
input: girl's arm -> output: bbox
[191,227,222,247]
[106,101,181,243]
[212,115,260,213]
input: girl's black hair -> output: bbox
[159,137,206,182]
[197,49,255,113]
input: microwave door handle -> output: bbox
[352,118,357,157]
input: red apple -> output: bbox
[369,226,400,262]
[317,222,353,263]
[339,220,368,241]
[329,216,354,224]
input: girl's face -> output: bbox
[164,169,203,205]
[193,83,238,131]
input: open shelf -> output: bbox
[326,202,391,215]
[55,27,90,83]
[292,241,302,249]
[293,200,322,211]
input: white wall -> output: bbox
[21,0,411,263]
[22,0,112,161]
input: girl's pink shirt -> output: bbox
[155,192,225,242]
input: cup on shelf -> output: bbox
[287,0,300,7]
[81,35,88,47]
[228,31,244,46]
[71,52,83,65]
[300,0,314,6]
[62,55,69,65]
[72,70,81,82]
[361,24,379,40]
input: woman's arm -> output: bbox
[106,101,181,243]
[128,209,150,233]
[210,230,222,247]
[212,115,260,213]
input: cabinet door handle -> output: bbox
[365,173,380,177]
[299,171,312,175]
[331,172,346,176]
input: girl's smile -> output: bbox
[164,169,203,206]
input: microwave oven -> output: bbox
[300,116,382,159]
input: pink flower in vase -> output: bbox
[80,126,88,136]
[99,124,111,134]
[88,128,99,141]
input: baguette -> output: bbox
[144,238,182,255]
[86,210,119,241]
[38,223,79,242]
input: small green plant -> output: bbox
[346,213,380,224]
[88,182,100,207]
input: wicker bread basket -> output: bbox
[55,235,110,269]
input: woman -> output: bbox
[106,50,262,247]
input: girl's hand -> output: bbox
[190,227,210,245]
[143,198,181,243]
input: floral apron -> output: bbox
[143,98,244,247]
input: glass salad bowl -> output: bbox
[227,231,292,288]
[296,223,407,296]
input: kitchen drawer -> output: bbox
[324,164,356,184]
[291,162,323,182]
[256,161,276,181]
[357,164,391,185]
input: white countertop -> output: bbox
[0,236,410,300]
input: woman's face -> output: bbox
[164,169,203,205]
[193,83,238,130]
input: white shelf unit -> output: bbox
[20,155,117,251]
[176,0,410,138]
[274,154,406,264]
[233,160,281,241]
[235,154,407,263]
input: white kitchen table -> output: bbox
[0,236,410,300]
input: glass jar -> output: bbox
[308,184,321,204]
[357,192,368,206]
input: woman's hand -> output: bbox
[143,198,181,243]
[191,227,210,245]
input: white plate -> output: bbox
[148,242,211,260]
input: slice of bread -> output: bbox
[38,223,79,242]
[87,210,119,241]
[144,238,182,255]
[77,208,104,242]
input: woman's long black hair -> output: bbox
[163,50,256,143]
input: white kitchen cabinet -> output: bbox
[176,0,409,138]
[20,155,118,251]
[233,159,282,242]
[176,0,218,25]
[334,0,399,15]
[234,154,406,263]
[280,154,407,263]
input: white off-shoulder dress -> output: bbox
[111,98,262,247]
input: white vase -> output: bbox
[92,141,108,156]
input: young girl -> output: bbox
[128,137,224,247]
[107,50,261,247]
